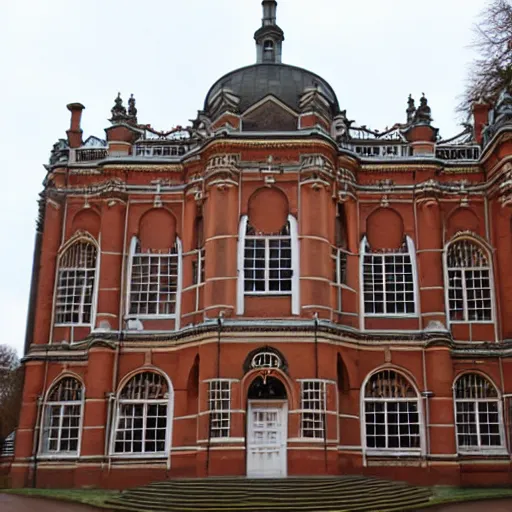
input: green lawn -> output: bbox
[426,485,512,506]
[1,488,118,508]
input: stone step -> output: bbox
[121,484,427,502]
[131,480,405,496]
[106,495,433,512]
[106,476,433,512]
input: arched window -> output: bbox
[263,40,275,62]
[446,239,492,322]
[363,370,421,452]
[361,236,417,316]
[55,240,98,325]
[238,214,300,314]
[454,373,504,452]
[251,351,282,369]
[41,377,83,455]
[127,238,182,322]
[112,372,172,456]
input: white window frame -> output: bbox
[332,246,348,312]
[53,237,99,327]
[454,373,506,455]
[299,380,327,440]
[360,235,419,318]
[192,247,205,286]
[237,214,300,315]
[39,376,84,458]
[206,379,232,439]
[125,236,182,329]
[361,369,424,457]
[110,371,174,459]
[444,238,494,325]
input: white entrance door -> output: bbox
[247,401,287,478]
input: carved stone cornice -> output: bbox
[101,164,183,173]
[203,154,240,191]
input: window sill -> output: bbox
[364,314,418,319]
[54,324,92,328]
[289,437,326,443]
[37,453,80,460]
[109,454,168,459]
[449,321,494,324]
[457,449,508,457]
[125,315,176,320]
[244,293,292,296]
[365,450,422,457]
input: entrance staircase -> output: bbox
[106,475,433,511]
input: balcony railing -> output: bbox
[341,143,411,158]
[435,145,481,161]
[75,148,108,162]
[134,145,188,157]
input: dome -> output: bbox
[204,63,340,116]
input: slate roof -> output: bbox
[204,63,340,115]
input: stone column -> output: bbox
[33,198,64,345]
[81,347,114,457]
[300,178,333,319]
[203,180,239,319]
[339,198,359,328]
[416,197,446,329]
[425,347,456,458]
[493,200,512,339]
[95,200,127,331]
[181,192,199,322]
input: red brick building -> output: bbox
[6,0,512,489]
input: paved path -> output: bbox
[0,494,109,511]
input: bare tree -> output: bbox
[0,345,23,454]
[460,0,512,113]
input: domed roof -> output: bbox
[204,63,340,116]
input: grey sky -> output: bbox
[0,0,485,356]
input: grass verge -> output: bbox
[421,485,512,508]
[0,488,119,508]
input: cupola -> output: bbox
[254,1,284,64]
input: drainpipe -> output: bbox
[206,312,224,476]
[31,394,43,488]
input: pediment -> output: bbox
[242,95,298,132]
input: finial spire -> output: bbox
[255,0,284,64]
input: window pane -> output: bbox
[129,242,179,317]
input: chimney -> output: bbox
[66,103,85,148]
[472,100,491,145]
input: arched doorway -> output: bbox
[246,374,288,478]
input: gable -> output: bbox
[242,96,298,132]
